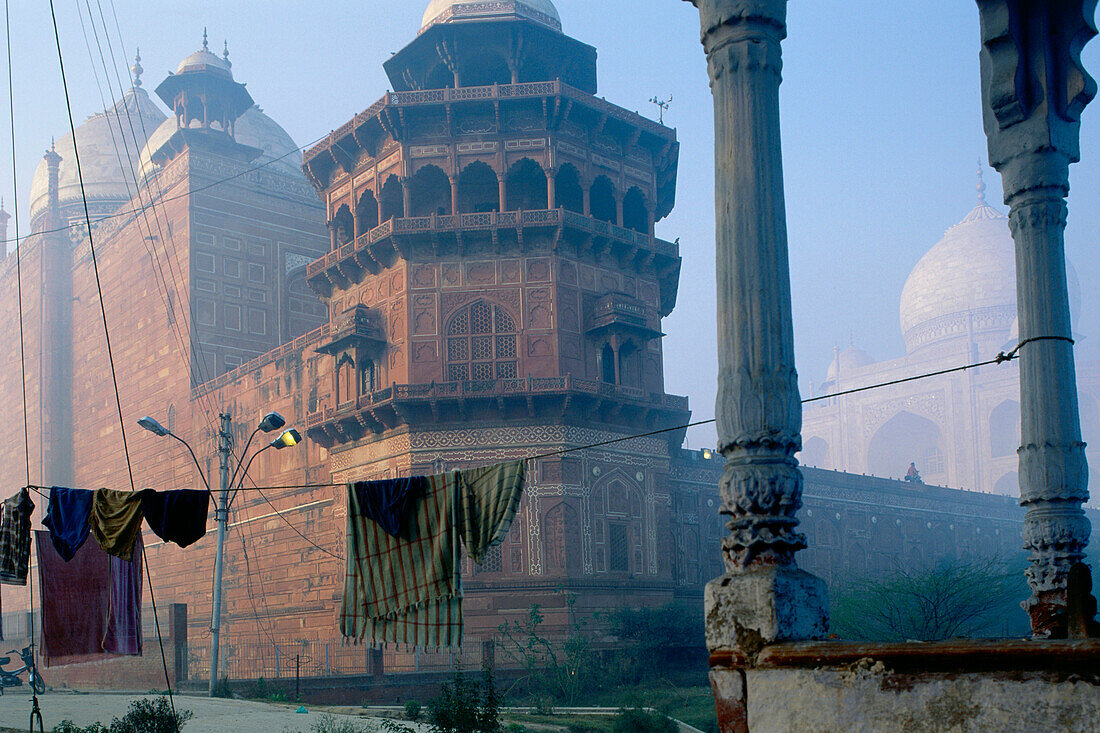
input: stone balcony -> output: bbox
[587,292,663,342]
[305,375,690,448]
[305,208,681,313]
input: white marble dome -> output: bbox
[421,0,562,32]
[900,193,1083,354]
[899,199,1017,354]
[28,87,166,226]
[137,105,304,181]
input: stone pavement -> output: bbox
[0,691,432,732]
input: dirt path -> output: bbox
[0,691,431,732]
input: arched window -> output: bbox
[590,176,617,224]
[379,175,405,222]
[356,189,379,235]
[505,159,548,211]
[445,301,518,381]
[462,50,512,87]
[622,187,649,233]
[408,165,451,217]
[457,162,499,213]
[337,354,356,406]
[555,165,584,213]
[425,63,455,90]
[360,360,376,395]
[600,343,616,384]
[543,502,581,574]
[331,205,353,248]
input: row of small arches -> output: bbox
[330,160,652,246]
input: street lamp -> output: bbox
[136,410,302,697]
[137,416,210,491]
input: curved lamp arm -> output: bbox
[227,442,273,512]
[167,430,212,492]
[226,426,262,495]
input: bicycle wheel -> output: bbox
[30,672,44,695]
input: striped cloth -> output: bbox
[0,488,35,585]
[340,461,526,648]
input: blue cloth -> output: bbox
[140,489,210,548]
[351,477,426,538]
[43,487,93,562]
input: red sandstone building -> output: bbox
[0,0,1038,681]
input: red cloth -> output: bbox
[35,530,143,664]
[36,530,109,664]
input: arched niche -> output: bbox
[800,436,830,468]
[505,158,548,211]
[425,63,455,90]
[622,186,648,234]
[989,399,1021,458]
[867,411,946,481]
[590,176,617,224]
[331,204,354,247]
[457,161,499,213]
[379,175,405,221]
[543,501,582,574]
[462,49,512,87]
[356,188,379,235]
[408,165,452,217]
[555,164,584,213]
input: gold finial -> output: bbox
[977,161,987,204]
[223,40,231,68]
[202,27,209,52]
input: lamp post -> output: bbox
[138,410,299,695]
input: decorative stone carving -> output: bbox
[686,0,828,670]
[977,0,1097,636]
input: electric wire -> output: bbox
[5,0,42,717]
[46,3,177,724]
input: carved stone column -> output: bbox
[686,0,828,662]
[977,0,1097,637]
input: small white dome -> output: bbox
[29,87,166,226]
[421,0,562,33]
[138,105,304,181]
[826,345,875,383]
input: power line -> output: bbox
[46,3,177,725]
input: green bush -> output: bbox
[505,724,528,733]
[53,697,193,733]
[404,699,422,721]
[611,709,677,733]
[426,664,502,733]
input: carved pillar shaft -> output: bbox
[547,171,556,209]
[977,0,1097,636]
[689,0,827,662]
[498,175,508,212]
[700,0,804,573]
[450,177,459,215]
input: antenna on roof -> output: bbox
[649,94,672,125]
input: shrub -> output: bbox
[309,713,372,733]
[404,699,422,721]
[53,723,108,733]
[427,664,502,733]
[611,709,677,733]
[109,697,194,733]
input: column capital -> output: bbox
[978,0,1097,196]
[688,0,786,47]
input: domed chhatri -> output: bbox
[420,0,562,33]
[138,105,304,182]
[174,28,233,79]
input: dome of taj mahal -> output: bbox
[826,345,876,383]
[899,176,1082,355]
[137,105,304,182]
[28,85,166,226]
[421,0,562,33]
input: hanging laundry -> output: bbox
[43,487,94,561]
[140,489,210,548]
[36,529,110,664]
[458,460,526,563]
[341,471,463,648]
[102,533,143,656]
[0,488,35,585]
[90,489,144,560]
[350,476,427,539]
[340,461,526,648]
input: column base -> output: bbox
[705,565,829,655]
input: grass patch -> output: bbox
[591,684,716,732]
[501,713,614,731]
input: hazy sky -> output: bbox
[3,1,1098,450]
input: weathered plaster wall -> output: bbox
[746,667,1098,733]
